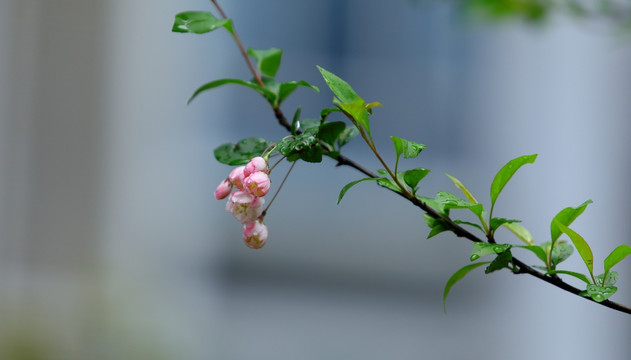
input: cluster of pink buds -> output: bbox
[215,156,271,249]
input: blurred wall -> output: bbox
[0,0,630,359]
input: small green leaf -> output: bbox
[556,221,594,279]
[377,178,402,193]
[470,243,511,261]
[403,168,431,191]
[485,249,513,274]
[550,241,574,267]
[550,200,593,244]
[502,222,535,246]
[317,66,359,104]
[490,154,537,208]
[434,191,483,217]
[337,126,359,148]
[603,244,631,275]
[446,173,479,203]
[546,270,592,284]
[514,245,547,264]
[490,218,521,233]
[595,271,618,286]
[337,97,371,136]
[187,78,275,105]
[172,11,233,34]
[247,48,282,78]
[424,214,451,239]
[443,262,491,312]
[586,284,617,302]
[214,137,273,165]
[318,121,346,148]
[453,220,484,233]
[276,129,321,163]
[290,107,302,135]
[278,80,320,105]
[391,136,426,159]
[337,177,378,204]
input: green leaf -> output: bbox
[470,243,512,261]
[550,200,593,244]
[390,136,426,160]
[490,154,537,209]
[337,97,371,136]
[490,218,521,233]
[485,249,513,274]
[172,11,233,34]
[214,137,273,165]
[376,178,402,193]
[595,271,618,287]
[403,168,431,191]
[278,80,320,105]
[443,262,491,312]
[337,126,359,148]
[514,245,547,264]
[585,284,617,302]
[424,214,451,239]
[337,177,378,204]
[434,191,484,217]
[446,173,479,203]
[603,244,631,276]
[556,221,594,278]
[247,48,282,78]
[187,78,275,105]
[546,270,592,284]
[317,66,359,104]
[502,222,534,246]
[290,107,302,135]
[276,129,322,163]
[318,121,346,148]
[550,241,574,267]
[453,220,484,233]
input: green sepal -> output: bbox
[585,284,617,302]
[546,270,592,285]
[485,249,513,274]
[470,242,512,261]
[550,200,593,245]
[247,48,282,78]
[443,261,491,312]
[214,137,273,165]
[172,11,233,34]
[490,154,537,209]
[337,177,378,204]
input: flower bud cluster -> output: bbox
[215,156,271,249]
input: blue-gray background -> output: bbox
[0,0,629,359]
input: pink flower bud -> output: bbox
[244,156,268,177]
[214,178,232,200]
[244,171,271,197]
[243,221,268,249]
[228,166,246,190]
[225,191,264,223]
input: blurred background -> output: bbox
[1,0,630,359]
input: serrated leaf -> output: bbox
[337,177,378,204]
[586,284,617,302]
[187,78,275,105]
[546,270,592,284]
[502,222,534,246]
[603,244,631,276]
[514,245,547,264]
[556,221,594,279]
[550,241,574,267]
[318,121,346,148]
[490,154,537,208]
[403,168,431,191]
[485,249,513,274]
[390,136,426,159]
[213,138,273,165]
[470,243,511,261]
[550,200,593,244]
[247,48,282,78]
[172,11,233,34]
[317,66,359,103]
[446,173,479,203]
[443,262,491,312]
